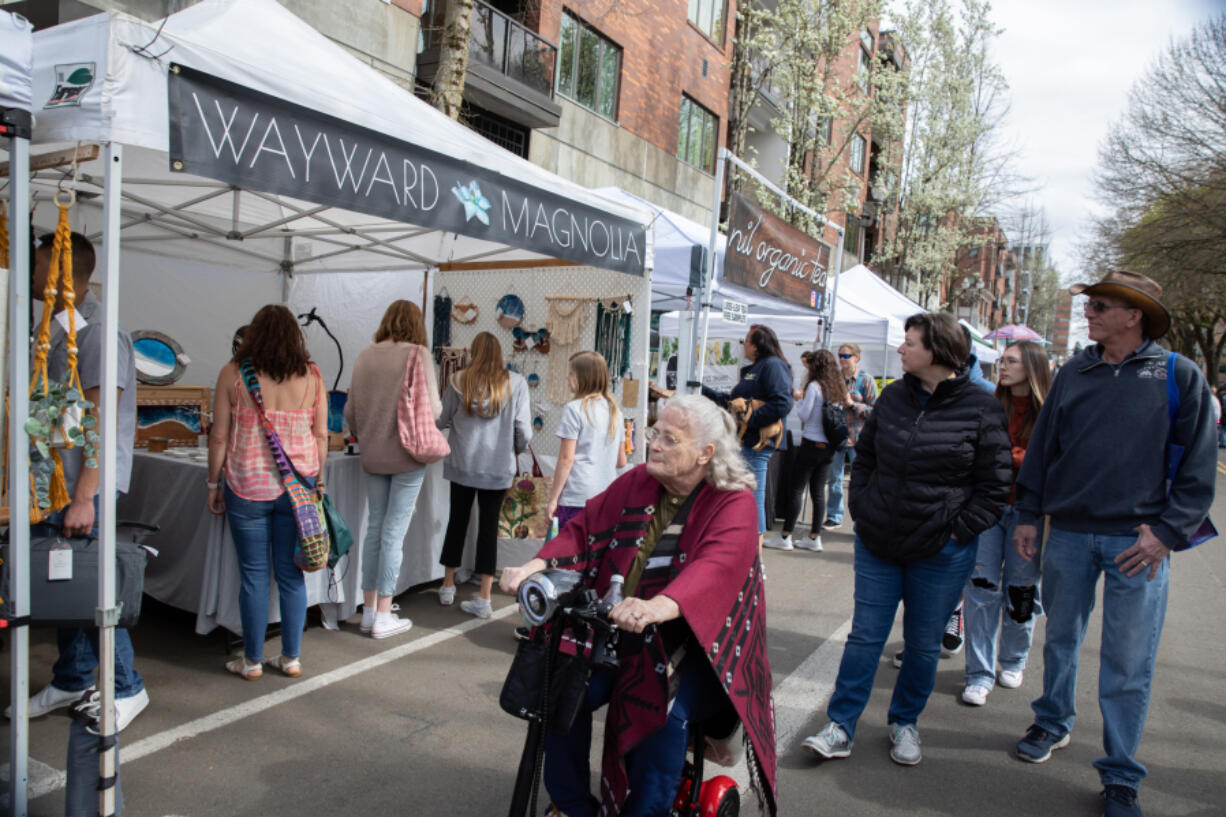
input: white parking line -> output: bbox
[31,604,519,800]
[772,616,852,750]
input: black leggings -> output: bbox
[783,439,836,537]
[440,482,505,577]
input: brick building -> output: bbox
[950,216,1016,331]
[1049,290,1072,361]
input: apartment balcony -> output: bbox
[417,0,562,130]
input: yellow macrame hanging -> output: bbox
[28,199,84,523]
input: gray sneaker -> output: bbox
[890,723,921,765]
[802,721,852,759]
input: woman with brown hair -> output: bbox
[771,350,849,553]
[207,304,328,680]
[344,300,437,640]
[960,340,1051,706]
[436,331,531,617]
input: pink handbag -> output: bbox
[398,344,450,463]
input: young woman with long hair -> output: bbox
[437,332,531,618]
[960,340,1051,706]
[545,351,628,529]
[208,304,328,680]
[772,350,849,552]
[344,300,436,639]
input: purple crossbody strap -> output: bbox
[239,358,305,485]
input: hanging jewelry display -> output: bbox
[594,296,632,386]
[432,288,452,360]
[437,346,470,396]
[545,298,587,404]
[451,298,479,324]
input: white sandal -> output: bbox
[225,657,262,681]
[266,655,302,678]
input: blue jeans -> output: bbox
[545,656,726,817]
[963,505,1043,687]
[1219,424,1225,447]
[35,497,145,699]
[1031,527,1168,789]
[225,485,308,663]
[825,446,855,524]
[741,445,774,533]
[361,469,426,597]
[827,536,978,738]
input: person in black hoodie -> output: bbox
[702,324,794,539]
[800,312,1010,767]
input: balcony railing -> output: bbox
[424,1,557,99]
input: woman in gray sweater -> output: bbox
[344,300,438,639]
[437,331,532,617]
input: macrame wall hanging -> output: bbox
[432,289,451,359]
[436,346,470,396]
[545,297,587,404]
[594,296,632,386]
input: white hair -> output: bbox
[663,394,756,493]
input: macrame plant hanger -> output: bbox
[594,296,631,387]
[545,297,587,404]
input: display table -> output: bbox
[117,450,448,635]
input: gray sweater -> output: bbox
[1016,340,1217,549]
[437,371,532,490]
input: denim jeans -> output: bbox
[827,536,978,739]
[1219,423,1226,447]
[1031,527,1168,789]
[825,446,855,524]
[963,505,1043,687]
[361,469,426,597]
[741,445,774,533]
[225,485,307,662]
[544,656,725,817]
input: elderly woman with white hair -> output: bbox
[501,395,779,817]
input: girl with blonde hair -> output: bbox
[437,332,532,617]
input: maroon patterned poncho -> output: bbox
[536,465,777,816]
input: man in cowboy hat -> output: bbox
[1009,270,1216,817]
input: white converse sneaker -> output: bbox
[360,607,377,634]
[998,669,1024,689]
[796,535,823,552]
[5,683,90,720]
[372,612,413,639]
[961,683,992,706]
[763,534,795,550]
[114,688,149,732]
[438,585,456,606]
[460,597,493,619]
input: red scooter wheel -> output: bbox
[699,774,739,817]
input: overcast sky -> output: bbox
[990,0,1223,283]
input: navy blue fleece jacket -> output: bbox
[1016,340,1216,550]
[702,355,794,450]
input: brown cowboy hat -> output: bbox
[1068,270,1170,339]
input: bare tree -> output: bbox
[429,0,476,119]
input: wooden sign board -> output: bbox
[722,192,832,311]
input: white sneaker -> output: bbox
[961,683,992,706]
[114,688,149,732]
[438,585,456,606]
[802,721,852,759]
[372,612,413,639]
[5,683,89,719]
[460,597,493,619]
[796,535,823,552]
[890,723,922,765]
[998,669,1024,689]
[763,534,795,550]
[360,607,376,634]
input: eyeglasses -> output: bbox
[838,353,855,360]
[645,427,684,449]
[1083,299,1138,315]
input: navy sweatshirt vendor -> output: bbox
[702,356,794,450]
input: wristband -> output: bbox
[206,481,219,490]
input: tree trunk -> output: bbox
[429,0,476,120]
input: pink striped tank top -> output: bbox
[225,367,321,501]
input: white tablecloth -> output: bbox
[117,450,449,635]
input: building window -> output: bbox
[850,133,866,175]
[678,94,717,173]
[844,212,861,257]
[688,0,726,42]
[558,10,621,120]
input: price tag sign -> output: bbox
[49,547,73,581]
[722,299,748,326]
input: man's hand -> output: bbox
[62,498,96,537]
[1115,523,1170,581]
[1013,523,1039,561]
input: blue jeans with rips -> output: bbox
[825,446,855,525]
[544,655,726,817]
[1030,527,1168,790]
[360,469,426,597]
[741,445,774,533]
[224,485,308,663]
[827,536,978,739]
[963,505,1044,687]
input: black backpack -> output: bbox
[821,401,850,450]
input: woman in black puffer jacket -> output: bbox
[800,312,1010,767]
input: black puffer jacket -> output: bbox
[849,369,1011,563]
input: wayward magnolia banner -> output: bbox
[167,64,646,276]
[722,192,832,310]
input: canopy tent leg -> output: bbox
[7,117,32,817]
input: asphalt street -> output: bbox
[3,458,1224,816]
